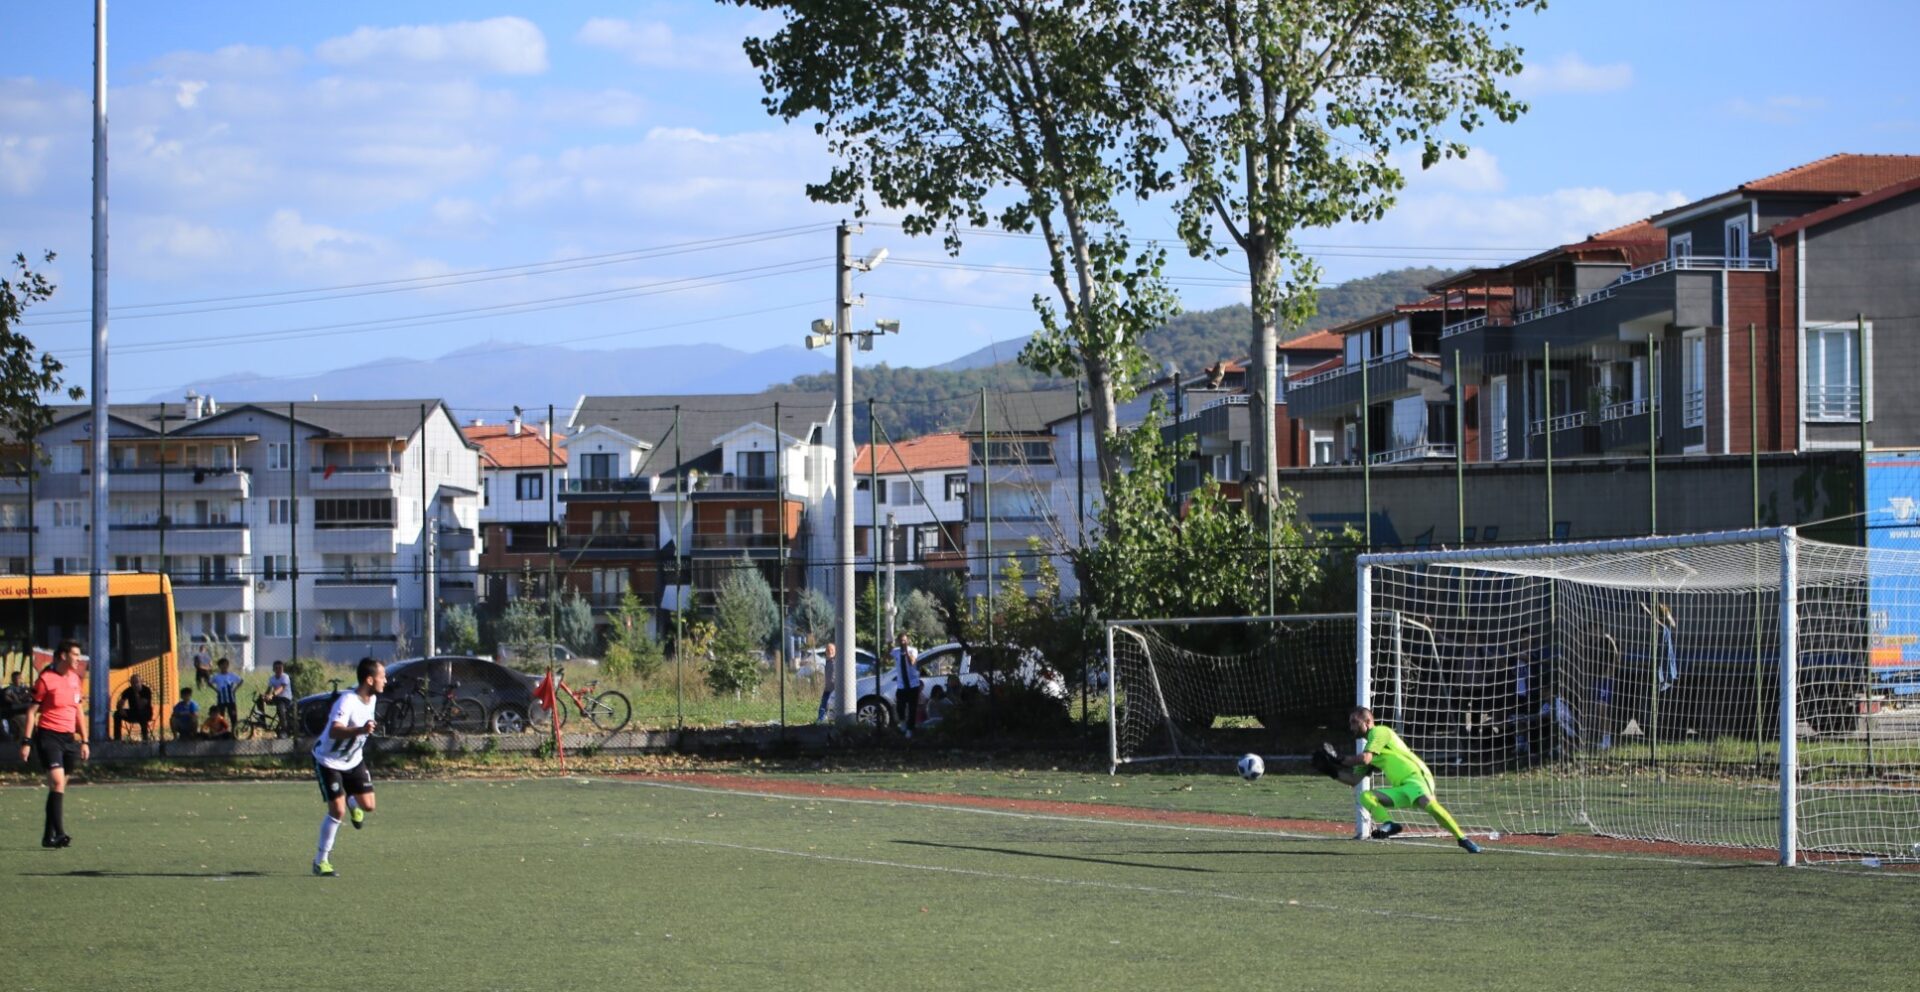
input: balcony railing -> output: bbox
[112,520,249,530]
[1170,393,1249,425]
[314,577,399,586]
[692,532,782,550]
[1805,382,1862,421]
[310,464,394,474]
[559,532,656,550]
[562,477,651,495]
[1682,389,1706,428]
[1439,314,1513,339]
[1369,443,1456,465]
[690,474,778,493]
[1601,397,1650,422]
[1489,427,1508,461]
[586,590,627,609]
[1294,349,1413,388]
[170,574,247,587]
[1528,411,1588,435]
[316,633,398,643]
[1513,255,1777,326]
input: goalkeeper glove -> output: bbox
[1309,742,1343,780]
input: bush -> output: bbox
[601,591,664,682]
[284,658,336,699]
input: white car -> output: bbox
[826,642,1066,727]
[495,643,597,670]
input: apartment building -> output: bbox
[853,432,969,581]
[563,392,836,624]
[965,389,1085,600]
[6,396,481,668]
[470,416,566,607]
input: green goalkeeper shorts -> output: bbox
[1370,776,1435,811]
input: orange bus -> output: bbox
[0,573,178,738]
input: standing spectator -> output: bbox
[114,673,155,741]
[892,633,922,739]
[191,644,213,689]
[1,669,31,742]
[209,657,243,727]
[170,688,200,739]
[265,660,295,734]
[814,641,837,723]
[20,640,88,848]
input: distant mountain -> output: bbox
[155,341,831,412]
[934,336,1036,372]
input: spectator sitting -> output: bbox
[170,688,200,739]
[200,709,233,740]
[209,657,243,726]
[922,684,953,727]
[1,669,31,742]
[264,660,295,731]
[114,674,155,741]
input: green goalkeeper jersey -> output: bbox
[1363,724,1433,787]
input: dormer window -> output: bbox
[1724,215,1750,264]
[1669,232,1693,259]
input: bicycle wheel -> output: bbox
[528,699,557,732]
[585,690,631,734]
[378,698,417,737]
[242,710,265,740]
[448,696,488,735]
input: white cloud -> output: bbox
[0,135,56,196]
[316,17,548,76]
[539,88,650,129]
[266,209,381,264]
[1727,95,1827,125]
[575,17,752,73]
[1514,53,1633,95]
[174,81,208,109]
[1336,185,1689,270]
[1395,148,1506,194]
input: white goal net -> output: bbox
[1360,527,1920,865]
[1106,614,1356,770]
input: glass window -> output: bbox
[1806,323,1862,421]
[944,473,967,502]
[515,473,543,501]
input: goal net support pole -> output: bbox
[1778,528,1798,867]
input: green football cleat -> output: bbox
[349,806,365,829]
[312,859,336,877]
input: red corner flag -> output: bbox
[533,671,557,712]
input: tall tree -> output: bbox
[1126,0,1538,536]
[0,252,84,451]
[733,0,1174,483]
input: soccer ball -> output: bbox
[1236,754,1265,781]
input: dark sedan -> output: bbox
[297,656,544,736]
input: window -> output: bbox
[1487,377,1509,460]
[1669,232,1693,259]
[53,500,83,528]
[944,473,967,502]
[1682,332,1706,428]
[53,556,87,574]
[1724,216,1750,263]
[266,498,292,526]
[737,451,771,478]
[313,498,394,527]
[266,442,291,470]
[591,510,629,535]
[580,453,616,479]
[876,478,888,504]
[115,555,144,572]
[53,447,81,474]
[1806,322,1865,421]
[1310,432,1335,467]
[260,554,290,581]
[515,473,543,501]
[261,611,292,638]
[890,481,913,506]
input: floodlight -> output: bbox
[875,318,900,334]
[805,333,833,350]
[811,318,833,334]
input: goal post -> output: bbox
[1105,613,1358,773]
[1358,526,1920,866]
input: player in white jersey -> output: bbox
[310,657,386,877]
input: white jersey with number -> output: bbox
[311,691,377,771]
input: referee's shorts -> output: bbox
[31,730,82,773]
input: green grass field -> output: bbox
[6,764,1919,992]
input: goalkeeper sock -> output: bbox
[1358,789,1394,829]
[1422,799,1469,842]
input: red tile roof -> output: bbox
[1742,153,1920,195]
[1287,356,1343,382]
[853,432,970,474]
[467,423,567,470]
[1279,329,1343,352]
[1772,175,1920,238]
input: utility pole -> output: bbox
[422,402,436,658]
[883,513,897,650]
[834,222,856,721]
[87,0,111,737]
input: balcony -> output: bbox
[438,579,477,605]
[919,548,968,570]
[0,526,35,557]
[108,521,251,556]
[689,474,779,495]
[585,590,627,610]
[436,526,476,552]
[691,532,784,552]
[312,578,400,611]
[1369,443,1456,465]
[558,532,658,557]
[312,526,397,555]
[309,465,400,491]
[560,477,652,499]
[1285,351,1446,419]
[83,466,250,496]
[1440,314,1512,340]
[1527,411,1597,458]
[1600,397,1650,422]
[1682,389,1706,429]
[173,579,253,613]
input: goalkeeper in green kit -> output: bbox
[1310,706,1480,854]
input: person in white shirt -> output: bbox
[309,657,386,877]
[264,660,294,733]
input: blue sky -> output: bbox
[3,1,1916,413]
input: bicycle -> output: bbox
[238,691,296,739]
[533,667,631,734]
[379,676,488,736]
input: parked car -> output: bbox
[496,643,597,670]
[297,655,544,737]
[797,647,877,678]
[824,642,1065,727]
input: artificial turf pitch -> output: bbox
[4,772,1917,992]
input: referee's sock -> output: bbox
[45,791,63,842]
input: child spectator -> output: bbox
[170,688,200,739]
